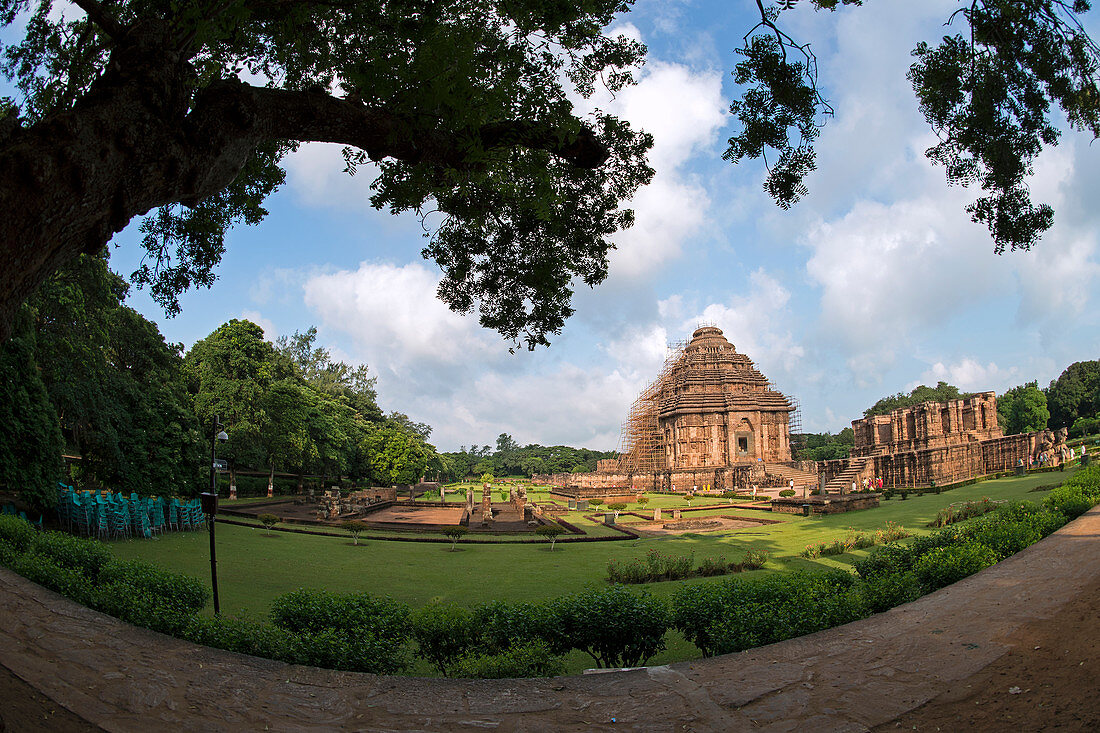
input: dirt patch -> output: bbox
[628,515,772,536]
[875,570,1100,732]
[368,505,465,525]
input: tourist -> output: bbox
[751,484,757,499]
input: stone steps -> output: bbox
[765,463,819,489]
[824,457,872,492]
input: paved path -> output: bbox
[2,506,1098,732]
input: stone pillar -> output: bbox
[229,485,237,500]
[672,509,681,519]
[481,485,491,517]
[466,489,474,512]
[653,508,662,521]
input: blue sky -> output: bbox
[17,1,1100,452]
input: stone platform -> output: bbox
[770,492,880,514]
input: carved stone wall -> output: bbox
[850,393,1040,487]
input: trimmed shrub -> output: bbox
[29,531,113,579]
[552,585,670,668]
[854,544,914,581]
[672,570,865,658]
[410,602,477,676]
[454,640,565,679]
[0,514,36,552]
[0,539,19,567]
[472,600,567,656]
[270,588,409,640]
[914,542,998,591]
[858,571,922,613]
[778,489,795,497]
[98,559,208,614]
[13,551,94,605]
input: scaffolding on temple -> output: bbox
[614,326,802,473]
[615,340,685,473]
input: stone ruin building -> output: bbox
[537,326,811,495]
[846,392,1069,488]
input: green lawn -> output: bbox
[104,467,1074,671]
[110,468,1072,613]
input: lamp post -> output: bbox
[203,414,228,615]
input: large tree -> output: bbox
[1,1,1097,350]
[0,0,652,346]
[1045,360,1100,429]
[997,381,1050,435]
[727,0,1100,251]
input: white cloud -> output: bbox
[302,261,495,367]
[803,196,1007,352]
[914,359,1019,394]
[239,310,277,341]
[284,143,379,210]
[571,57,728,279]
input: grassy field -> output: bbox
[105,468,1073,671]
[110,468,1070,611]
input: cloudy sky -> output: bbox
[98,0,1099,452]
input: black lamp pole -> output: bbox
[203,414,226,615]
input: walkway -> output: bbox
[1,506,1099,732]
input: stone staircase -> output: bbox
[823,457,872,493]
[766,463,820,491]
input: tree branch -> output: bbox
[71,0,125,41]
[192,80,610,172]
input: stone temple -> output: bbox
[628,326,794,470]
[536,327,807,494]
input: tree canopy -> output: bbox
[0,0,653,348]
[863,381,971,418]
[727,0,1100,252]
[1045,360,1100,429]
[1,1,1097,350]
[997,381,1050,435]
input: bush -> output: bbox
[454,640,565,679]
[552,585,670,668]
[779,489,795,497]
[270,588,409,640]
[672,570,865,658]
[0,514,36,552]
[257,513,280,531]
[741,548,768,570]
[30,530,113,579]
[410,602,477,676]
[98,559,208,613]
[858,571,922,613]
[13,551,95,604]
[606,557,651,584]
[696,556,728,577]
[854,544,914,581]
[929,498,998,527]
[914,542,998,591]
[472,600,567,656]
